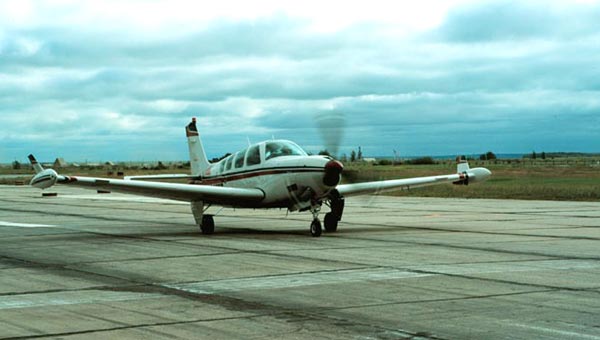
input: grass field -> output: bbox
[344,158,600,201]
[2,157,600,201]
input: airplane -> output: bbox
[28,117,492,237]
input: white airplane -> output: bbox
[28,118,491,237]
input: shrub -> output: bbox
[407,157,436,165]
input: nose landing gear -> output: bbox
[310,219,322,237]
[309,204,322,237]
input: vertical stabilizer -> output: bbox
[457,160,470,174]
[186,118,211,177]
[28,154,44,173]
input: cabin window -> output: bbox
[234,149,246,168]
[246,145,261,166]
[219,161,225,173]
[265,141,306,160]
[226,156,233,171]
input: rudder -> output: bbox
[186,118,211,177]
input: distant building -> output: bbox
[53,158,68,168]
[362,158,377,163]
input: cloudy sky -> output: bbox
[1,0,599,163]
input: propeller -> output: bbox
[315,112,346,159]
[314,112,385,207]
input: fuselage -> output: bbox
[191,140,336,210]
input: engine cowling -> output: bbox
[323,160,344,187]
[30,169,58,189]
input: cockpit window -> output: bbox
[265,141,307,161]
[246,145,261,166]
[225,156,233,171]
[234,149,246,168]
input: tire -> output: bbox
[201,215,215,235]
[310,219,322,237]
[324,213,338,232]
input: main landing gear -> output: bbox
[309,195,345,237]
[191,201,215,235]
[201,215,215,235]
[324,212,338,232]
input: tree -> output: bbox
[350,150,356,162]
[156,161,167,170]
[481,151,497,160]
[357,146,362,160]
[541,152,546,160]
[532,151,537,159]
[12,161,21,170]
[408,157,435,165]
[210,153,232,163]
[318,150,331,157]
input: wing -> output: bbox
[58,175,264,206]
[337,165,491,197]
[27,154,263,206]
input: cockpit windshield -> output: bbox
[265,141,307,161]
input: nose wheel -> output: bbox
[310,219,322,237]
[309,204,322,237]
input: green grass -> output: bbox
[344,160,600,201]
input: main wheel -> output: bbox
[324,213,338,232]
[201,215,215,235]
[310,219,322,237]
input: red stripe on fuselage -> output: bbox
[192,167,323,186]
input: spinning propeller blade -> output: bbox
[315,112,346,159]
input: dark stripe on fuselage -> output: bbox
[195,166,324,186]
[31,175,53,185]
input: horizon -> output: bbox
[6,151,599,166]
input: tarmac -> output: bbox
[1,185,599,339]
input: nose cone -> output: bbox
[323,159,344,187]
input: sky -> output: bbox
[1,0,600,163]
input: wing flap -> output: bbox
[124,174,199,181]
[59,176,264,206]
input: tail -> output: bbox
[28,154,59,189]
[186,117,211,177]
[453,156,492,185]
[28,154,44,173]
